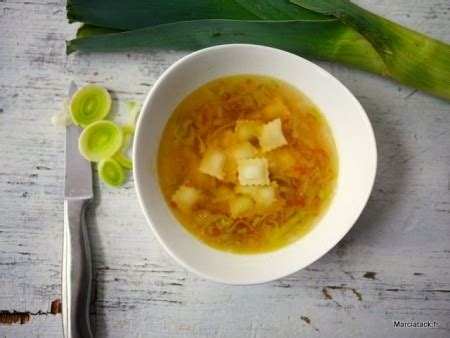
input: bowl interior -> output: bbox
[133,44,376,284]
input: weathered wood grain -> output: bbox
[0,0,449,337]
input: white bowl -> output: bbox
[133,44,377,285]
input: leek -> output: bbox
[290,0,450,99]
[110,101,141,170]
[76,25,123,38]
[70,85,112,127]
[113,152,132,170]
[125,101,140,127]
[99,158,125,187]
[51,98,72,127]
[78,120,124,162]
[67,19,385,75]
[67,0,328,30]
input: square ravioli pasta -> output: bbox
[237,158,270,186]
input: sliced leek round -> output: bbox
[70,85,111,127]
[98,158,125,186]
[78,120,123,162]
[113,151,133,169]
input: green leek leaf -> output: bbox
[67,19,385,75]
[76,25,123,38]
[67,0,329,30]
[290,0,450,99]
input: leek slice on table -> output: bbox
[70,85,112,127]
[110,101,141,170]
[113,126,134,170]
[125,101,140,127]
[121,126,135,149]
[99,158,125,187]
[290,0,450,99]
[51,98,72,127]
[78,120,124,162]
[67,0,329,30]
[113,152,132,170]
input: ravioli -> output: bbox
[237,158,270,186]
[259,118,288,152]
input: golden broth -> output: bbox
[158,75,338,254]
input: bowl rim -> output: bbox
[133,44,377,285]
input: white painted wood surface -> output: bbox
[0,0,449,337]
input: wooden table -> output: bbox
[1,0,449,336]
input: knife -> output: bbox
[63,82,94,338]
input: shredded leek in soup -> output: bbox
[158,75,338,253]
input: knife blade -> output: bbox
[64,82,93,200]
[63,82,94,338]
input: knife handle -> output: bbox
[63,199,94,338]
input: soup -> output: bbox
[158,75,338,254]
